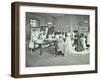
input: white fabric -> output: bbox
[29,40,34,49]
[52,32,55,37]
[48,34,52,40]
[45,28,48,34]
[29,31,40,49]
[39,34,46,40]
[31,31,39,41]
[87,33,90,45]
[58,38,65,53]
[62,34,66,39]
[81,37,87,49]
[65,36,74,55]
[55,34,60,40]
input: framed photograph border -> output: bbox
[11,2,98,78]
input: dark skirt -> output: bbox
[75,39,84,52]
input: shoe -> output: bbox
[60,51,64,56]
[58,51,61,55]
[61,53,64,56]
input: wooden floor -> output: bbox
[26,45,90,67]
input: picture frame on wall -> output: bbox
[11,2,98,78]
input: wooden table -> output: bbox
[35,39,58,55]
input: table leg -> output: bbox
[34,42,36,50]
[39,44,42,55]
[55,41,58,56]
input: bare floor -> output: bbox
[26,45,90,67]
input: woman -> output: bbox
[64,32,74,56]
[39,30,46,40]
[29,38,34,53]
[57,36,65,56]
[30,29,39,49]
[74,33,84,52]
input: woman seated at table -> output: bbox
[39,29,47,40]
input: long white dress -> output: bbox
[58,37,65,53]
[81,37,87,49]
[65,34,74,55]
[29,39,34,49]
[29,31,39,49]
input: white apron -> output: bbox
[29,40,34,49]
[81,37,86,49]
[58,38,65,53]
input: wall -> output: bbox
[55,15,80,32]
[0,0,100,80]
[55,15,70,32]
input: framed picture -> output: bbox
[11,2,98,78]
